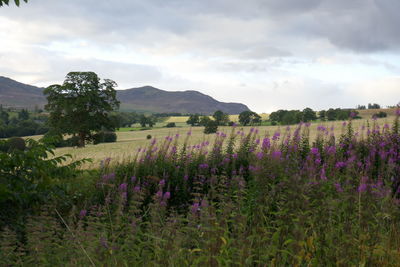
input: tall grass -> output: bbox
[1,113,400,266]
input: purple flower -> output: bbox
[396,109,400,116]
[262,138,271,150]
[184,175,189,181]
[272,150,282,159]
[119,183,128,192]
[358,183,367,193]
[156,190,163,199]
[272,132,280,141]
[334,183,343,193]
[187,130,192,136]
[232,153,238,159]
[256,152,264,160]
[310,147,319,155]
[151,138,157,145]
[131,176,137,183]
[163,192,171,200]
[159,179,166,186]
[133,185,141,192]
[191,202,200,213]
[199,163,209,169]
[79,209,87,219]
[335,161,346,169]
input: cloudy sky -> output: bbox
[1,0,399,112]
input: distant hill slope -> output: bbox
[117,86,250,114]
[0,77,250,114]
[0,76,46,108]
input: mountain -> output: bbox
[0,77,250,114]
[117,86,250,114]
[0,76,46,109]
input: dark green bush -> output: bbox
[6,137,26,152]
[93,131,117,145]
[146,134,152,139]
[165,122,176,128]
[374,111,387,118]
[204,120,218,134]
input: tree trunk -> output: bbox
[78,132,85,147]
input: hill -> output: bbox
[117,86,250,114]
[0,76,46,109]
[0,77,250,114]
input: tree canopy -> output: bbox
[0,0,27,7]
[44,72,120,147]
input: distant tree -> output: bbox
[18,109,29,121]
[0,110,9,125]
[302,108,317,122]
[139,115,147,127]
[326,108,337,121]
[239,111,261,126]
[186,114,200,126]
[319,110,326,121]
[203,120,218,134]
[0,0,27,7]
[368,103,381,109]
[44,72,120,147]
[269,110,287,124]
[165,122,176,128]
[357,105,366,110]
[199,116,212,126]
[374,111,387,118]
[212,110,230,126]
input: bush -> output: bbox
[6,137,26,152]
[374,111,387,118]
[204,120,218,134]
[165,122,176,128]
[93,131,117,145]
[146,134,152,139]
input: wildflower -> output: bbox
[200,199,208,208]
[133,185,141,192]
[262,137,271,150]
[310,147,319,155]
[100,237,109,249]
[159,179,166,186]
[232,153,238,159]
[163,192,171,200]
[320,168,327,180]
[119,183,128,192]
[256,152,264,160]
[187,130,192,136]
[156,190,163,199]
[191,202,200,213]
[335,161,346,169]
[184,175,189,181]
[358,183,367,193]
[272,132,280,141]
[151,138,157,145]
[272,150,282,159]
[334,183,343,192]
[396,109,400,116]
[199,163,209,169]
[131,176,136,183]
[79,209,87,219]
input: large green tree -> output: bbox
[44,72,120,147]
[239,111,261,126]
[212,110,230,126]
[0,0,27,7]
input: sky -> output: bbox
[1,0,400,113]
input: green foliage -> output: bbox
[0,0,27,7]
[186,114,200,126]
[239,111,261,126]
[6,137,26,152]
[204,119,218,134]
[368,103,381,109]
[374,111,387,118]
[212,110,230,126]
[146,134,152,139]
[92,131,117,144]
[165,122,176,128]
[0,139,89,229]
[44,72,120,147]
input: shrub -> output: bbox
[146,134,152,139]
[374,111,387,118]
[204,120,218,134]
[93,131,117,144]
[165,122,176,128]
[6,137,26,152]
